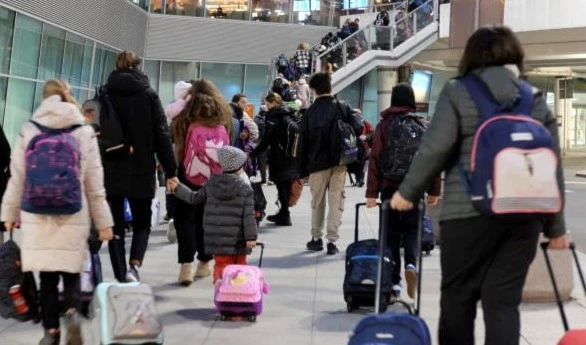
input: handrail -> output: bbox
[314,0,435,68]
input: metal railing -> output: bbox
[312,0,436,74]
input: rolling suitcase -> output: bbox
[215,243,269,322]
[344,202,393,312]
[541,242,586,345]
[348,200,432,345]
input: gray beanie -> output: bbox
[218,146,247,173]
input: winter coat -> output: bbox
[104,68,177,199]
[174,173,257,255]
[365,106,441,199]
[295,79,310,110]
[250,105,299,182]
[0,126,10,232]
[397,66,566,238]
[299,96,363,176]
[0,95,114,273]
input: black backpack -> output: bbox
[276,54,290,73]
[88,86,127,156]
[331,101,359,166]
[380,114,426,183]
[279,114,301,158]
[281,84,298,102]
[0,234,40,323]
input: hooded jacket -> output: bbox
[397,66,566,238]
[366,106,441,199]
[174,173,257,255]
[1,95,114,273]
[104,68,177,199]
[295,78,310,110]
[250,105,299,182]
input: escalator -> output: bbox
[315,0,439,94]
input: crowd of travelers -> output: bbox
[0,23,574,345]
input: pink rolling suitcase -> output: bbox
[215,243,269,322]
[541,242,586,345]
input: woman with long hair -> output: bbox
[388,26,569,345]
[1,79,113,345]
[171,79,232,286]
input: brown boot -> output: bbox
[178,263,193,286]
[64,312,82,345]
[194,261,211,278]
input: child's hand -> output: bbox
[4,222,15,233]
[98,228,114,241]
[246,241,256,249]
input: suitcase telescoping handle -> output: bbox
[354,202,382,243]
[256,242,265,268]
[540,242,586,332]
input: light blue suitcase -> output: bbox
[93,282,164,345]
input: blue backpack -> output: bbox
[348,312,431,345]
[459,75,562,217]
[21,122,82,215]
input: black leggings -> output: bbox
[40,272,80,329]
[173,193,212,263]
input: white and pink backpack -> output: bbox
[183,124,229,186]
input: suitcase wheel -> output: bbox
[248,314,257,322]
[347,303,355,313]
[219,314,228,321]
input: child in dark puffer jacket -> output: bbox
[172,146,258,283]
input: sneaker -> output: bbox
[326,242,339,255]
[39,331,60,345]
[405,264,418,299]
[267,181,275,186]
[306,238,324,251]
[266,213,279,223]
[273,213,292,226]
[167,220,177,243]
[64,312,82,345]
[195,261,211,278]
[178,263,193,286]
[391,284,402,298]
[126,264,140,282]
[163,214,170,222]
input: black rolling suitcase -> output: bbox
[344,202,393,312]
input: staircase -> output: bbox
[316,0,439,94]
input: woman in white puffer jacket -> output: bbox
[1,80,114,345]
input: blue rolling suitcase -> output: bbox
[348,200,431,345]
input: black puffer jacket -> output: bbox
[103,68,177,199]
[0,126,9,232]
[250,105,299,182]
[174,174,257,255]
[299,96,363,176]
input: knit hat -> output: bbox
[174,81,192,101]
[218,146,247,173]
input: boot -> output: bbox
[273,212,292,226]
[178,263,193,286]
[39,330,60,345]
[64,312,83,345]
[195,261,211,278]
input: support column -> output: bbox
[554,77,574,154]
[377,66,397,116]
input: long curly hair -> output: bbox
[171,79,233,163]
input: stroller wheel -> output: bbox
[248,314,257,322]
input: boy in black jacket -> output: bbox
[171,146,257,283]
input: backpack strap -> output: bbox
[29,121,82,134]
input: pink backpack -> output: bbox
[183,125,229,186]
[215,265,270,304]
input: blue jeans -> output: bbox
[381,187,419,285]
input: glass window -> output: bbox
[91,48,104,87]
[3,78,35,146]
[200,63,244,101]
[293,0,323,25]
[0,8,14,75]
[361,69,378,125]
[150,0,165,13]
[143,60,161,92]
[205,0,250,20]
[337,78,361,109]
[251,0,289,23]
[166,0,204,16]
[243,64,269,113]
[38,23,66,81]
[160,61,198,105]
[130,0,150,10]
[81,41,93,88]
[11,14,42,79]
[100,49,117,87]
[62,32,85,87]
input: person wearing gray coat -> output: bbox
[388,27,569,345]
[172,146,258,283]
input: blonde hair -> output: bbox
[116,50,141,70]
[171,79,233,163]
[297,42,311,50]
[43,79,81,110]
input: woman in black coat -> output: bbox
[0,125,9,233]
[103,51,177,283]
[250,92,299,226]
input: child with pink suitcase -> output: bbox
[172,146,269,321]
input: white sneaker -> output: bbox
[167,219,177,244]
[392,284,402,298]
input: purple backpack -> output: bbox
[21,121,82,215]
